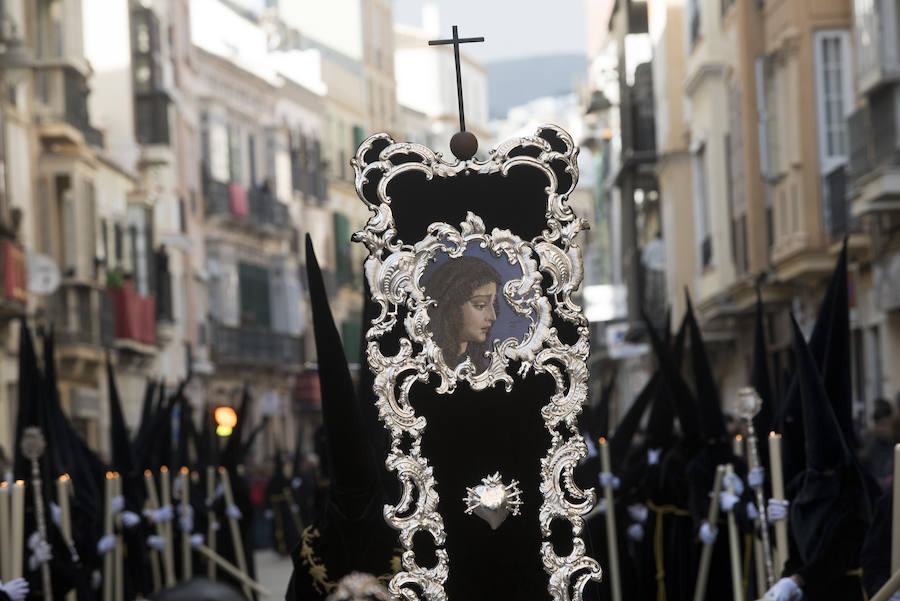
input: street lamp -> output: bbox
[215,406,238,437]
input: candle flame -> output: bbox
[60,474,70,482]
[218,466,226,474]
[144,469,152,477]
[1,481,7,488]
[180,467,189,475]
[769,431,776,437]
[598,437,607,445]
[106,472,114,479]
[15,480,24,485]
[160,465,168,473]
[736,435,742,441]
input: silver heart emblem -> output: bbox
[464,473,523,530]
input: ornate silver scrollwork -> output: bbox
[351,124,602,601]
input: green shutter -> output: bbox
[341,320,361,363]
[238,262,271,328]
[352,125,366,149]
[333,212,353,284]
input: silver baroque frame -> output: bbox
[351,125,602,601]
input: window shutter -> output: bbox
[239,262,271,328]
[333,212,352,284]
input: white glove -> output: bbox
[263,509,274,521]
[50,502,62,528]
[627,523,644,541]
[226,504,243,520]
[215,483,225,499]
[0,578,30,601]
[764,576,803,601]
[211,520,221,532]
[147,535,166,551]
[190,533,204,548]
[179,516,193,533]
[91,570,101,591]
[889,593,900,601]
[178,505,194,532]
[719,491,739,513]
[647,448,662,466]
[121,510,141,529]
[97,534,116,555]
[627,503,648,523]
[291,504,300,515]
[584,435,598,459]
[291,477,303,490]
[767,498,789,522]
[748,467,765,488]
[151,505,174,523]
[594,499,608,515]
[110,495,125,514]
[723,472,745,496]
[27,540,52,572]
[746,501,759,521]
[26,531,40,551]
[598,472,620,490]
[699,522,718,545]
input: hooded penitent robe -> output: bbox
[780,315,870,601]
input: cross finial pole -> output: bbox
[428,25,484,135]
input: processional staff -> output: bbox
[21,427,53,601]
[735,387,777,589]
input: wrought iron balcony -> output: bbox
[50,283,115,348]
[203,174,291,231]
[209,320,304,367]
[0,239,26,317]
[824,164,856,239]
[108,284,157,345]
[34,65,104,147]
[847,88,900,214]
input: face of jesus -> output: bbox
[459,282,498,350]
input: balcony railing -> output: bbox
[108,284,157,345]
[1,240,27,308]
[35,65,104,147]
[204,175,291,230]
[209,320,304,367]
[848,86,900,187]
[50,284,115,347]
[824,164,856,239]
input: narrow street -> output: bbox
[254,550,294,600]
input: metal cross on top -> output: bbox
[428,25,484,133]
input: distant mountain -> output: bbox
[486,54,588,120]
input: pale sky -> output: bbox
[393,0,589,64]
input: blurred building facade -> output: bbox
[0,0,402,462]
[590,0,895,425]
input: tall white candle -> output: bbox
[159,466,175,586]
[768,432,788,575]
[0,482,10,581]
[10,480,24,579]
[180,467,192,579]
[598,438,622,601]
[114,474,123,601]
[144,469,174,586]
[725,464,744,601]
[206,465,217,581]
[892,444,900,574]
[103,472,114,601]
[220,467,252,599]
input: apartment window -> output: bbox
[692,142,712,269]
[36,0,63,59]
[228,124,242,184]
[688,0,701,47]
[248,134,257,188]
[334,212,353,284]
[352,125,366,149]
[238,262,271,328]
[814,30,852,174]
[763,57,782,176]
